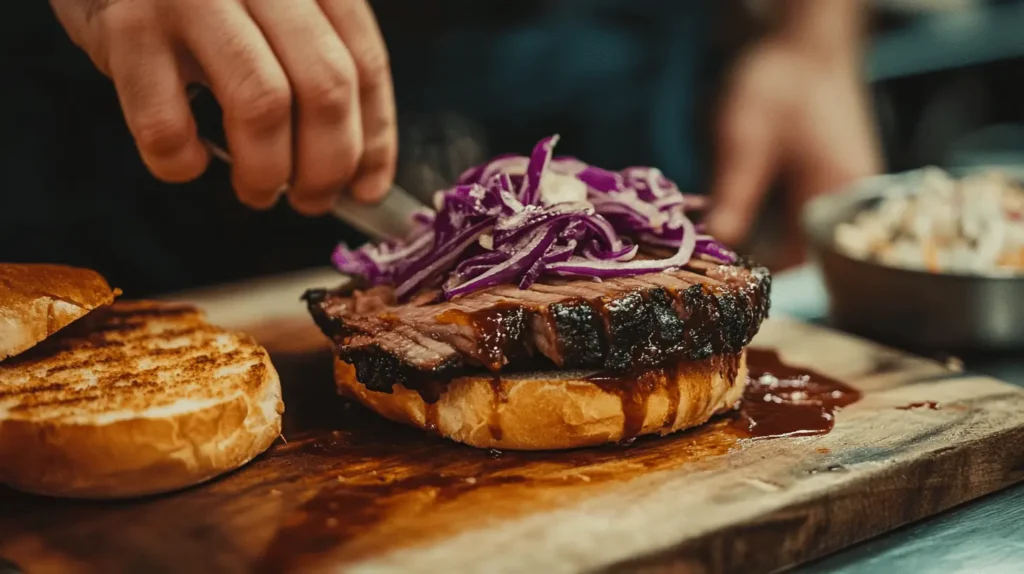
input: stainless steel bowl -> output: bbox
[801,168,1024,353]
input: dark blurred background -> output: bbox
[1,0,1022,295]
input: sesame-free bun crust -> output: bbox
[0,301,284,499]
[335,351,747,450]
[0,263,118,360]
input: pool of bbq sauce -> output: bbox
[736,349,861,438]
[256,348,861,571]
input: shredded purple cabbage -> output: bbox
[332,135,738,300]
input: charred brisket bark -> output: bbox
[304,261,770,394]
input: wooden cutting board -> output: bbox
[2,269,1023,574]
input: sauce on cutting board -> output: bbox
[897,401,940,410]
[585,349,860,442]
[257,348,860,571]
[738,349,862,439]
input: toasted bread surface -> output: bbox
[0,301,284,498]
[335,351,747,450]
[0,263,117,360]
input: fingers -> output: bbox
[174,0,293,209]
[704,90,781,247]
[105,5,209,183]
[321,0,397,203]
[83,0,395,214]
[248,0,363,215]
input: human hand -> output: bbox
[50,0,397,215]
[704,36,882,268]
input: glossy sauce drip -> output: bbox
[470,306,520,443]
[424,402,440,433]
[897,401,940,410]
[488,376,507,441]
[437,305,520,373]
[591,297,614,359]
[416,380,444,435]
[586,353,744,442]
[722,352,740,389]
[437,305,525,442]
[735,349,862,439]
[416,379,448,405]
[586,370,660,442]
[662,362,683,431]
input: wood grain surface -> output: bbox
[1,268,1023,574]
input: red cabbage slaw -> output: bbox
[332,135,737,300]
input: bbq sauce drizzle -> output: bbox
[586,358,721,441]
[430,281,736,443]
[409,344,859,445]
[436,305,524,440]
[415,272,851,445]
[586,350,860,442]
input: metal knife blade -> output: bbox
[331,184,430,241]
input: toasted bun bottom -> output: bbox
[0,364,282,499]
[334,351,747,450]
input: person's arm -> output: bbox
[49,0,397,215]
[705,0,881,268]
[774,0,866,60]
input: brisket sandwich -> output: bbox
[306,136,770,450]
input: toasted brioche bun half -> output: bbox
[0,263,118,361]
[0,301,284,499]
[334,351,747,450]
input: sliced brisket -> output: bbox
[304,260,770,394]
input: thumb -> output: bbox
[704,93,781,247]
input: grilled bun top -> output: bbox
[0,263,118,360]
